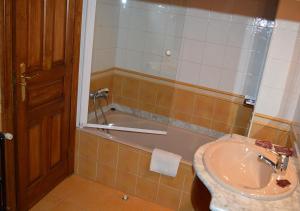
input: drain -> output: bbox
[122,194,129,201]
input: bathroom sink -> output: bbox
[203,140,298,200]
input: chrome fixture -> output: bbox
[89,88,109,100]
[90,88,109,126]
[258,152,289,175]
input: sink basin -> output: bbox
[203,140,298,200]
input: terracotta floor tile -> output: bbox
[30,175,171,211]
[30,194,63,211]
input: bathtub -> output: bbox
[84,110,215,162]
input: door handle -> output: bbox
[18,63,39,81]
[20,73,39,80]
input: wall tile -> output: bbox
[250,123,279,142]
[78,131,99,161]
[77,156,97,180]
[160,171,185,190]
[138,152,160,183]
[135,177,158,202]
[212,99,238,125]
[172,89,195,114]
[122,77,140,100]
[198,65,221,89]
[203,43,226,68]
[116,171,137,195]
[96,164,116,188]
[98,139,118,168]
[117,144,140,174]
[181,39,205,63]
[183,16,208,41]
[206,19,230,44]
[179,193,194,211]
[138,80,159,106]
[156,185,181,210]
[177,61,201,85]
[193,94,215,119]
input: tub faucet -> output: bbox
[258,153,289,175]
[89,88,109,99]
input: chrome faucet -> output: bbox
[89,88,109,100]
[258,152,289,175]
[89,88,110,126]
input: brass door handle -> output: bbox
[19,63,39,80]
[20,73,39,80]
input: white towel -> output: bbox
[150,148,182,177]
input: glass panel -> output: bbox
[87,0,276,137]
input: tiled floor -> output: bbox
[30,175,173,211]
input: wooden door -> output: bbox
[14,0,77,210]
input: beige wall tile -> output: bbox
[138,152,160,183]
[193,94,215,119]
[122,77,140,100]
[231,126,248,136]
[276,130,289,146]
[112,74,123,97]
[139,102,156,113]
[135,177,158,202]
[181,163,196,193]
[160,169,185,190]
[156,185,181,210]
[179,193,194,211]
[77,156,97,180]
[138,80,159,106]
[250,123,279,143]
[170,111,192,123]
[211,120,232,134]
[96,164,116,188]
[116,171,137,195]
[117,144,140,174]
[234,105,253,128]
[78,131,99,161]
[98,139,118,168]
[92,70,254,135]
[172,89,195,115]
[212,99,238,125]
[190,116,212,129]
[156,84,175,109]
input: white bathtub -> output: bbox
[84,111,215,162]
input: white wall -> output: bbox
[177,9,273,97]
[92,0,120,72]
[92,0,274,98]
[115,0,186,79]
[255,20,300,120]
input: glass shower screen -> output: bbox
[86,0,185,134]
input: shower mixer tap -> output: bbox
[89,88,109,99]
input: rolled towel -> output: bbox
[150,148,182,177]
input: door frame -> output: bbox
[0,0,16,210]
[0,0,83,210]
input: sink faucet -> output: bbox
[258,153,289,175]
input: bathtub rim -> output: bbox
[79,127,194,166]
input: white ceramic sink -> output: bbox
[203,140,298,200]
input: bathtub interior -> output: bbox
[85,110,215,162]
[88,109,169,132]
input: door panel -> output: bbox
[28,124,42,183]
[14,0,76,210]
[27,0,43,68]
[50,113,63,167]
[53,0,67,63]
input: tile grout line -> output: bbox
[114,143,120,187]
